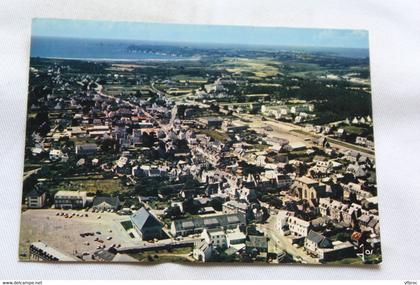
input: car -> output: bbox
[82,252,90,256]
[106,236,112,240]
[96,231,101,235]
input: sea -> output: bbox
[30,36,369,61]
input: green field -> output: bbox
[51,176,131,194]
[200,129,229,142]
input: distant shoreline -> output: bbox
[30,56,202,62]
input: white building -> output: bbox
[54,191,87,209]
[288,216,311,237]
[201,228,227,249]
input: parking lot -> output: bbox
[19,209,142,261]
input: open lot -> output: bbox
[19,209,141,261]
[50,176,131,195]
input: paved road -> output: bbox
[22,167,41,182]
[236,113,375,159]
[257,216,320,264]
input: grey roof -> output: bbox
[306,230,333,248]
[27,185,46,198]
[359,215,372,223]
[93,196,120,207]
[173,213,246,233]
[306,230,325,244]
[130,207,162,230]
[76,143,97,151]
[246,236,268,249]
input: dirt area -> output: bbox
[19,209,142,261]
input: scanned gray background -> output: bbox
[1,0,419,280]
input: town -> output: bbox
[20,42,381,264]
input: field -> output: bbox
[50,176,131,195]
[216,57,280,77]
[200,129,230,142]
[129,247,193,263]
[343,125,367,136]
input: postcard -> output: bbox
[20,18,381,264]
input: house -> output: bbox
[277,210,293,235]
[54,191,87,209]
[170,213,246,237]
[355,136,368,145]
[26,184,47,209]
[201,228,227,249]
[304,230,355,261]
[49,149,64,161]
[92,196,120,211]
[245,235,268,254]
[288,216,311,237]
[193,239,213,262]
[75,143,97,155]
[226,230,246,248]
[222,201,249,217]
[130,207,164,241]
[198,117,223,129]
[304,230,333,256]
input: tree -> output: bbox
[210,197,224,211]
[164,206,182,219]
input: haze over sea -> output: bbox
[30,36,369,61]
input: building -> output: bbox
[92,196,120,211]
[30,242,78,261]
[201,228,227,249]
[226,230,246,248]
[170,213,246,237]
[193,239,213,262]
[130,207,164,241]
[292,176,326,201]
[277,210,293,235]
[198,117,223,129]
[26,184,46,209]
[245,235,268,254]
[304,230,333,256]
[288,216,311,237]
[222,201,249,216]
[54,191,87,209]
[75,143,97,155]
[49,149,64,161]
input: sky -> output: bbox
[32,18,369,49]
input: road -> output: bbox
[97,83,374,159]
[257,216,320,264]
[235,113,375,159]
[23,167,41,182]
